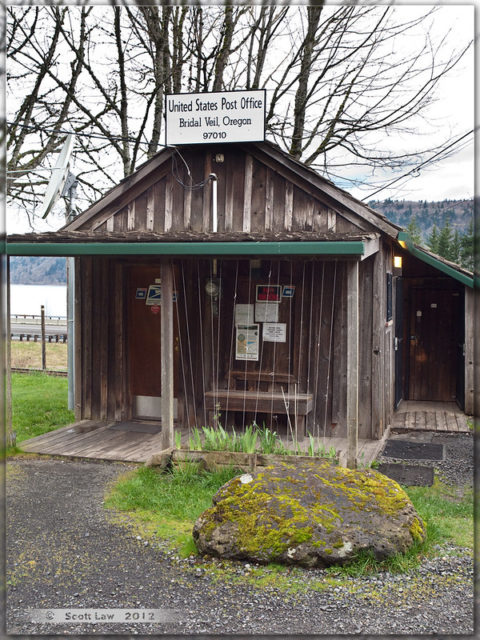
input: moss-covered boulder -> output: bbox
[193,461,426,568]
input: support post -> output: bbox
[40,305,46,370]
[5,256,14,448]
[346,261,359,468]
[67,257,75,410]
[464,287,475,416]
[161,262,175,449]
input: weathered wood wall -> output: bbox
[75,256,127,423]
[74,255,392,440]
[77,147,370,236]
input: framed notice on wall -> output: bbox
[235,303,254,325]
[263,323,287,343]
[255,302,279,323]
[235,324,259,361]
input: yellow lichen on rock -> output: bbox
[193,460,426,568]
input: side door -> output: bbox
[394,277,403,409]
[127,264,180,419]
[408,288,457,402]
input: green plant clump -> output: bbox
[185,422,338,459]
[188,424,258,453]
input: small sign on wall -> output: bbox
[236,324,259,360]
[256,285,281,302]
[255,302,279,323]
[235,303,254,325]
[282,285,295,298]
[146,284,162,305]
[263,322,287,343]
[136,288,147,300]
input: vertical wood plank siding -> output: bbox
[371,249,385,438]
[346,260,359,467]
[74,258,82,420]
[464,286,475,415]
[76,254,381,437]
[242,154,253,232]
[359,258,373,434]
[75,147,368,235]
[81,257,93,419]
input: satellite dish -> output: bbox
[39,134,75,219]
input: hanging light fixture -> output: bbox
[393,255,403,275]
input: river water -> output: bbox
[10,284,67,317]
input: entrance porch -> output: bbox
[392,401,470,433]
[19,420,388,467]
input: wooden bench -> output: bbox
[204,389,313,434]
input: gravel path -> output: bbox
[380,431,474,489]
[7,450,474,636]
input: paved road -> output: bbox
[10,323,67,337]
[6,457,474,636]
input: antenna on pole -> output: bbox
[39,134,76,219]
[36,133,78,412]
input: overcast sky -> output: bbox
[6,3,475,235]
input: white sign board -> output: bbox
[255,302,279,323]
[236,324,259,361]
[235,303,255,325]
[263,323,287,343]
[165,90,266,146]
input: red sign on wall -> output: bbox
[256,285,281,302]
[151,304,160,315]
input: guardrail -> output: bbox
[11,314,66,326]
[10,305,68,371]
[11,333,67,343]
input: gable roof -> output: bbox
[61,140,402,238]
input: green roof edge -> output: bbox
[4,240,366,257]
[397,231,474,289]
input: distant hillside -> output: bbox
[10,256,66,285]
[369,198,473,242]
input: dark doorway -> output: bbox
[394,277,403,409]
[407,287,460,402]
[127,264,180,420]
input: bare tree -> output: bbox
[6,4,472,217]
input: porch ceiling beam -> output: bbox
[359,236,379,261]
[6,240,372,257]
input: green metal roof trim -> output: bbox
[397,231,474,288]
[5,240,367,257]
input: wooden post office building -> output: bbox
[8,142,475,464]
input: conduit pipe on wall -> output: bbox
[210,173,218,233]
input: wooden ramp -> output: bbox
[392,401,470,433]
[20,420,164,463]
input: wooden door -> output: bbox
[127,265,180,419]
[408,288,459,401]
[394,277,404,409]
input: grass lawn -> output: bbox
[10,341,68,371]
[11,372,74,443]
[105,464,238,557]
